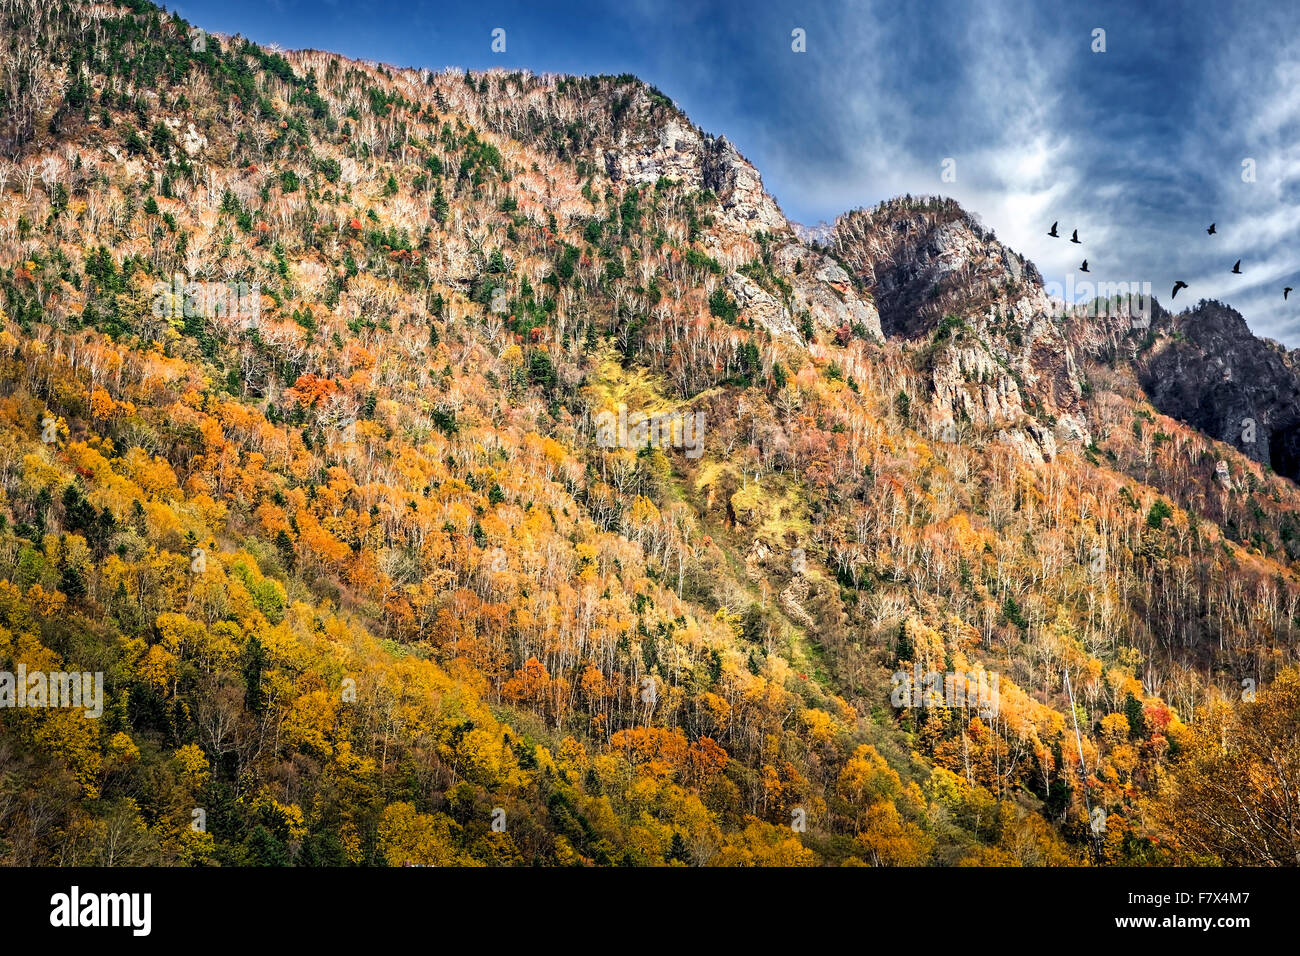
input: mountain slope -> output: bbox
[0,0,1297,867]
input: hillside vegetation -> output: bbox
[0,0,1297,866]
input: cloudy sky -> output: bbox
[177,0,1300,346]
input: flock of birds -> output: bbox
[1046,220,1293,303]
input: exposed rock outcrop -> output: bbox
[595,86,882,343]
[601,104,787,235]
[827,197,1091,461]
[1129,300,1300,482]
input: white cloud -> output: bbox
[722,0,1300,345]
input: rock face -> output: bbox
[795,251,883,340]
[603,117,702,188]
[699,134,790,235]
[827,197,1091,461]
[601,101,787,235]
[593,83,882,343]
[720,246,884,343]
[723,270,799,339]
[1129,300,1300,482]
[830,198,1044,340]
[791,220,835,246]
[162,116,207,157]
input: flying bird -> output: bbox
[1048,221,1059,237]
[1079,260,1089,272]
[1232,260,1242,274]
[1070,229,1081,244]
[1207,223,1216,235]
[1171,281,1188,299]
[1286,287,1293,300]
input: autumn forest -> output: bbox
[0,0,1298,869]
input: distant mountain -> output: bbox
[791,220,834,246]
[1133,301,1300,483]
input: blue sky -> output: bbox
[171,0,1300,347]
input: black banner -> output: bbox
[0,865,1280,943]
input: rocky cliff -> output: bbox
[826,197,1091,461]
[1135,301,1300,482]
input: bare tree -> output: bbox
[20,161,37,201]
[0,0,58,154]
